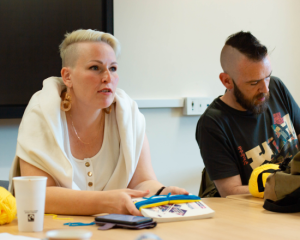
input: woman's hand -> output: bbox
[101,189,149,216]
[160,186,189,196]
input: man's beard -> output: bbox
[233,81,269,115]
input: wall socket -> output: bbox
[183,97,214,115]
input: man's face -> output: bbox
[232,55,272,114]
[233,79,270,114]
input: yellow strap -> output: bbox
[44,214,73,220]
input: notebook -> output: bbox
[133,194,214,223]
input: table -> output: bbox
[226,194,264,205]
[1,198,300,240]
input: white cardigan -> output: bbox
[9,77,145,193]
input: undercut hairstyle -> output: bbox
[225,31,267,61]
[59,29,121,67]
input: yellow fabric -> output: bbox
[0,187,16,225]
[44,214,73,220]
[138,200,200,210]
[249,164,279,198]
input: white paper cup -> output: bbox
[13,176,47,232]
[46,229,92,240]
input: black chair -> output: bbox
[0,180,9,190]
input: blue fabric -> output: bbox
[64,222,95,226]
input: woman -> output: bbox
[9,29,188,216]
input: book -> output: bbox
[133,196,215,223]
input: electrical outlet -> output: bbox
[183,97,214,115]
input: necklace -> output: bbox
[68,113,103,145]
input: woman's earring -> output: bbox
[61,92,72,112]
[104,105,112,114]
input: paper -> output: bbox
[0,233,40,240]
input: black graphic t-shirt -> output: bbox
[196,77,300,185]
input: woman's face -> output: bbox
[66,41,119,111]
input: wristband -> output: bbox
[155,186,166,196]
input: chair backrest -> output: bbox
[199,168,220,198]
[0,180,9,190]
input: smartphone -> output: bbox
[95,214,153,225]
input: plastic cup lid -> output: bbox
[46,229,92,239]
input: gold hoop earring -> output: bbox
[60,92,72,112]
[104,105,112,114]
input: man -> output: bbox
[196,31,300,197]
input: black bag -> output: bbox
[263,187,300,213]
[263,152,300,213]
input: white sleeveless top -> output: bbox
[62,107,121,191]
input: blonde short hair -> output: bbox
[59,29,121,67]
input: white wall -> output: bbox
[114,0,300,100]
[0,119,20,180]
[1,0,300,194]
[114,0,300,194]
[141,108,201,193]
